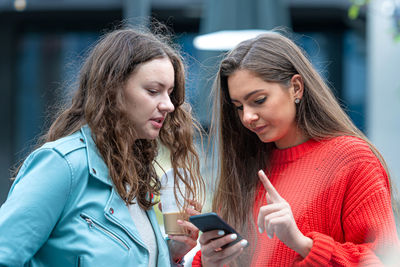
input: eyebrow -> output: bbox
[147,81,174,90]
[230,89,264,102]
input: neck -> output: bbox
[274,129,309,149]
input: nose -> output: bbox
[158,94,175,114]
[241,106,258,126]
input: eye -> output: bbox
[233,104,243,111]
[147,89,158,95]
[254,97,266,105]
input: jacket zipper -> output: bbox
[80,214,130,250]
[77,256,82,267]
[105,213,147,249]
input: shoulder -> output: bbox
[10,131,93,212]
[321,135,377,161]
[40,131,86,157]
[18,131,89,191]
[324,136,389,188]
[34,131,89,173]
[325,135,370,150]
[312,136,386,183]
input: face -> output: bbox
[124,57,175,140]
[227,69,305,149]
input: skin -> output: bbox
[124,57,200,260]
[124,57,175,140]
[167,201,203,262]
[228,70,307,149]
[257,170,313,258]
[198,226,248,266]
[199,70,313,266]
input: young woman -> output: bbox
[191,31,400,266]
[0,28,204,266]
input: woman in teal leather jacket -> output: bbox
[0,27,204,266]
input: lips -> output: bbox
[153,118,163,123]
[251,125,267,134]
[150,117,165,129]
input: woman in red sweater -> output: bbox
[191,31,400,266]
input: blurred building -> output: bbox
[0,0,373,203]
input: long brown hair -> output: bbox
[31,28,204,210]
[211,30,395,240]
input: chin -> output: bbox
[136,127,161,140]
[138,136,158,141]
[257,134,276,144]
[145,131,161,140]
[136,132,159,140]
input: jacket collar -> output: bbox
[81,125,112,186]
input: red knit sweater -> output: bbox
[192,136,400,266]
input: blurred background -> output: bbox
[0,0,399,210]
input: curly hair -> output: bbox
[41,28,204,210]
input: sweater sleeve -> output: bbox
[192,250,202,266]
[293,157,400,266]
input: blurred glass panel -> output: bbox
[14,31,99,161]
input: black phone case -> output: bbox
[189,212,244,248]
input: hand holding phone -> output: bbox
[189,212,247,248]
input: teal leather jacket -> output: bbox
[0,125,172,266]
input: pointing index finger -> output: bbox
[258,170,281,202]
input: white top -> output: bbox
[128,201,158,267]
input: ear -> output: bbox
[290,74,304,100]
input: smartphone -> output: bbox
[189,212,245,248]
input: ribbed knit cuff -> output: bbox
[192,250,202,267]
[294,232,335,266]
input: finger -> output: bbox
[204,239,247,264]
[264,209,287,238]
[158,202,162,212]
[259,203,287,217]
[257,203,286,233]
[176,219,199,239]
[186,207,201,217]
[168,234,197,249]
[188,199,202,212]
[221,247,244,264]
[202,233,243,257]
[267,215,291,240]
[266,192,272,204]
[177,218,198,232]
[199,230,226,246]
[258,170,281,202]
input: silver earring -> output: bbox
[294,98,300,104]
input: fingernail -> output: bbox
[258,227,263,233]
[240,240,249,247]
[218,230,225,236]
[260,170,265,176]
[230,233,237,240]
[177,220,183,224]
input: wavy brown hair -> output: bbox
[32,28,205,210]
[210,31,396,264]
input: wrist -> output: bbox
[167,237,185,266]
[295,235,313,258]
